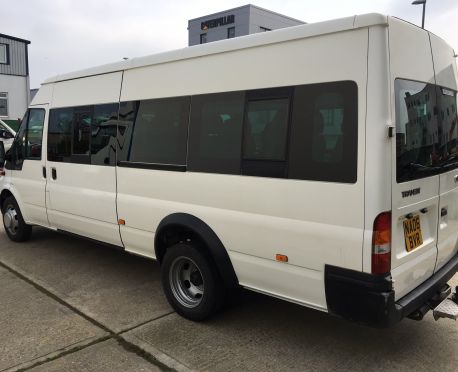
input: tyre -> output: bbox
[1,196,32,242]
[161,242,226,321]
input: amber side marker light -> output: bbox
[276,254,288,263]
[372,211,392,275]
[118,219,126,225]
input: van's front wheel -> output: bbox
[2,196,32,242]
[161,243,225,321]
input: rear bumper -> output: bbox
[324,254,458,327]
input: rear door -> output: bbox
[389,18,439,300]
[431,33,458,271]
[392,80,440,300]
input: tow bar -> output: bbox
[433,286,458,321]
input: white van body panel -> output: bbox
[388,18,435,84]
[50,72,123,108]
[121,29,367,101]
[46,162,122,246]
[362,25,392,273]
[430,33,458,91]
[30,84,54,106]
[117,28,368,307]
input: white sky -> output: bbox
[1,0,457,88]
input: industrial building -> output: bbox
[0,33,30,130]
[188,4,305,46]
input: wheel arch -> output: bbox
[0,186,22,212]
[154,213,239,289]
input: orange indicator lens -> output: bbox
[276,254,288,263]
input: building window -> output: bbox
[0,93,8,117]
[0,44,8,64]
[227,27,235,39]
[200,33,207,44]
[260,27,271,32]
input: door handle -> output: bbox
[42,166,46,178]
[51,167,57,180]
[454,175,458,183]
[441,207,448,217]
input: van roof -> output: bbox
[44,13,391,85]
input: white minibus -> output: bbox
[1,13,457,326]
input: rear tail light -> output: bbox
[372,211,391,275]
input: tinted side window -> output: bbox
[49,104,118,165]
[129,97,190,165]
[25,108,45,159]
[241,88,292,178]
[48,108,73,162]
[10,111,28,169]
[92,103,118,166]
[395,80,438,182]
[243,98,289,160]
[188,92,245,174]
[117,101,138,162]
[72,106,92,163]
[289,81,358,183]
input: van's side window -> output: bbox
[48,108,73,162]
[243,98,289,161]
[11,111,29,169]
[129,97,190,165]
[188,92,245,174]
[395,80,439,183]
[49,104,118,165]
[288,81,358,183]
[242,87,292,178]
[25,108,45,160]
[117,101,138,163]
[72,106,92,164]
[10,108,45,170]
[311,93,345,164]
[92,103,118,166]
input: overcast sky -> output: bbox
[2,0,457,88]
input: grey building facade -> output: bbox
[0,33,30,127]
[188,4,304,46]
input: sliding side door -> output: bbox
[45,73,123,246]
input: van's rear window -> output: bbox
[395,79,458,183]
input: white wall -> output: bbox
[0,74,29,120]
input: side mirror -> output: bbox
[0,141,5,168]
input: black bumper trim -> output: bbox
[325,253,458,327]
[396,254,458,318]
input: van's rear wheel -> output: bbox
[2,196,32,242]
[161,243,225,321]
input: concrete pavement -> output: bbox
[0,225,457,371]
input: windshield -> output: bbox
[396,79,458,183]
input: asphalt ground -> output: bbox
[0,225,457,371]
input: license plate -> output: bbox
[403,214,423,252]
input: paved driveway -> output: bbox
[0,225,456,371]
